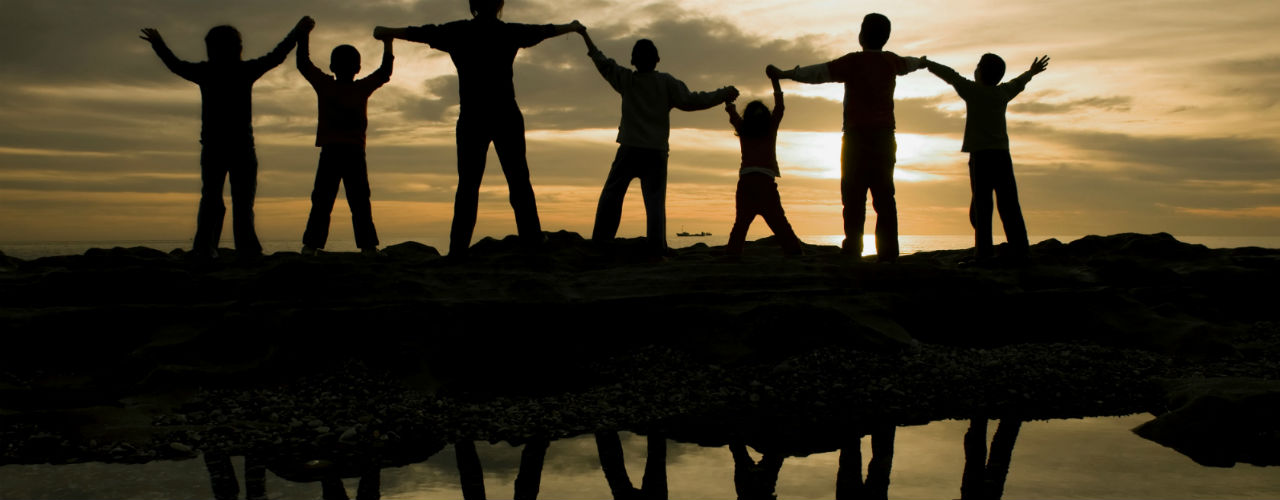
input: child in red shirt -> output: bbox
[724,76,803,256]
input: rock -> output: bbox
[1133,377,1280,467]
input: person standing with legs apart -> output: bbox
[922,54,1049,265]
[374,0,582,257]
[768,13,925,262]
[295,17,395,257]
[575,27,738,257]
[140,18,309,258]
[723,75,803,256]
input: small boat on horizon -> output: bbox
[676,226,711,237]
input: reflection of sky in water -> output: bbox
[3,415,1277,499]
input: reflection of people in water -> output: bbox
[455,438,551,500]
[836,426,895,500]
[595,431,668,499]
[960,418,1021,500]
[204,451,268,500]
[139,19,308,258]
[373,1,583,256]
[730,443,785,500]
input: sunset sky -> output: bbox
[1,0,1277,246]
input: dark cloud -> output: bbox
[1010,96,1132,114]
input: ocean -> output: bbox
[2,234,1278,260]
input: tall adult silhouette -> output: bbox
[374,1,582,256]
[140,19,308,258]
[768,13,925,261]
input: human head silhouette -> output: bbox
[738,100,772,138]
[205,25,243,62]
[858,13,890,50]
[470,0,504,18]
[330,45,361,78]
[975,53,1005,85]
[631,39,659,72]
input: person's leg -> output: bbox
[867,131,899,261]
[303,147,342,249]
[637,148,670,254]
[757,177,803,255]
[492,107,544,245]
[969,151,996,259]
[340,146,380,250]
[841,133,869,256]
[228,146,263,255]
[990,150,1029,256]
[451,116,490,256]
[194,148,228,255]
[725,176,757,255]
[591,147,637,242]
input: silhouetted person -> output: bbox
[373,1,583,256]
[922,55,1049,264]
[577,28,739,256]
[768,13,924,261]
[729,443,785,500]
[140,19,308,258]
[296,18,395,257]
[835,426,895,500]
[595,431,668,500]
[723,75,803,256]
[960,418,1021,500]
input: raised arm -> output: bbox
[725,101,743,129]
[139,28,200,82]
[767,62,832,84]
[770,76,785,124]
[922,57,971,88]
[365,38,395,86]
[582,30,632,94]
[1000,55,1049,99]
[671,79,739,112]
[249,17,308,77]
[294,17,326,84]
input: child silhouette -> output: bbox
[723,76,803,256]
[295,17,395,257]
[140,18,309,258]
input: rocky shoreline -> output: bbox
[1,232,1277,468]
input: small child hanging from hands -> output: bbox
[724,75,803,256]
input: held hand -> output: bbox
[724,86,740,102]
[296,16,315,33]
[765,64,781,79]
[1030,55,1050,75]
[139,28,162,44]
[570,20,585,33]
[373,26,393,40]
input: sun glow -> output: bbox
[779,131,958,181]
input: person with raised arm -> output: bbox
[723,75,803,257]
[373,0,582,257]
[922,53,1050,265]
[767,13,925,262]
[295,17,395,258]
[140,18,309,259]
[577,26,739,257]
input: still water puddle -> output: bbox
[3,415,1276,499]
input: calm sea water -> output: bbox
[1,416,1276,499]
[2,235,1277,260]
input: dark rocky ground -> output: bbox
[0,232,1277,469]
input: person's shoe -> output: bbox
[300,245,319,256]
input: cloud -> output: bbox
[1010,96,1132,114]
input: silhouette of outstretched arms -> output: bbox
[580,29,636,94]
[1000,55,1049,96]
[767,53,925,85]
[247,17,310,78]
[920,57,972,89]
[771,76,785,124]
[365,37,395,86]
[671,79,738,111]
[374,20,582,51]
[295,17,327,83]
[139,28,200,82]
